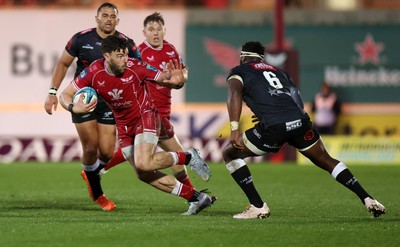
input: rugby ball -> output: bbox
[73,87,98,112]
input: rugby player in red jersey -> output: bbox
[44,2,141,211]
[103,12,206,215]
[60,36,216,215]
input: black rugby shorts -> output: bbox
[244,119,320,153]
[71,99,115,125]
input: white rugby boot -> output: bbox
[233,202,270,219]
[364,197,386,218]
[181,192,217,215]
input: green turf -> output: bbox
[0,162,399,247]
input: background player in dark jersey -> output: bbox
[222,41,386,219]
[59,35,215,215]
[101,12,201,215]
[44,2,140,211]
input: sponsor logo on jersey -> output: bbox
[285,119,302,131]
[82,44,94,50]
[146,56,155,62]
[166,51,175,57]
[268,88,290,97]
[103,111,113,119]
[253,63,276,70]
[95,42,102,46]
[146,64,158,72]
[120,75,133,83]
[262,143,280,150]
[252,128,261,139]
[97,80,105,87]
[110,100,133,108]
[108,89,123,100]
[79,69,87,78]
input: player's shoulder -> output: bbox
[162,40,175,48]
[115,31,133,42]
[127,58,158,72]
[127,57,145,67]
[73,28,96,38]
[163,40,178,52]
[87,58,105,72]
[229,64,243,74]
[137,41,147,51]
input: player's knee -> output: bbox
[82,144,97,157]
[222,145,236,162]
[134,159,153,172]
[99,151,113,162]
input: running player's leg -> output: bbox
[96,100,119,170]
[97,123,116,168]
[222,126,270,219]
[294,120,386,217]
[158,135,195,188]
[123,136,215,214]
[73,104,115,211]
[75,120,115,210]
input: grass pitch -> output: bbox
[0,162,399,247]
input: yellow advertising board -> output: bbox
[332,114,400,136]
[297,136,400,165]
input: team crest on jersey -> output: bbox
[121,75,133,83]
[159,61,168,70]
[108,89,123,100]
[79,69,87,78]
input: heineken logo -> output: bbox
[325,34,399,87]
[354,34,384,65]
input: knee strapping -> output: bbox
[331,162,347,179]
[226,159,246,174]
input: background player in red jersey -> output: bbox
[59,36,215,215]
[223,41,385,219]
[102,12,203,215]
[44,2,140,211]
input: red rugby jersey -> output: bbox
[73,58,161,127]
[138,40,186,117]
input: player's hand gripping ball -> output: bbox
[73,87,97,112]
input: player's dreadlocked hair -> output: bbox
[97,2,119,16]
[101,35,128,54]
[144,12,165,27]
[240,41,265,59]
